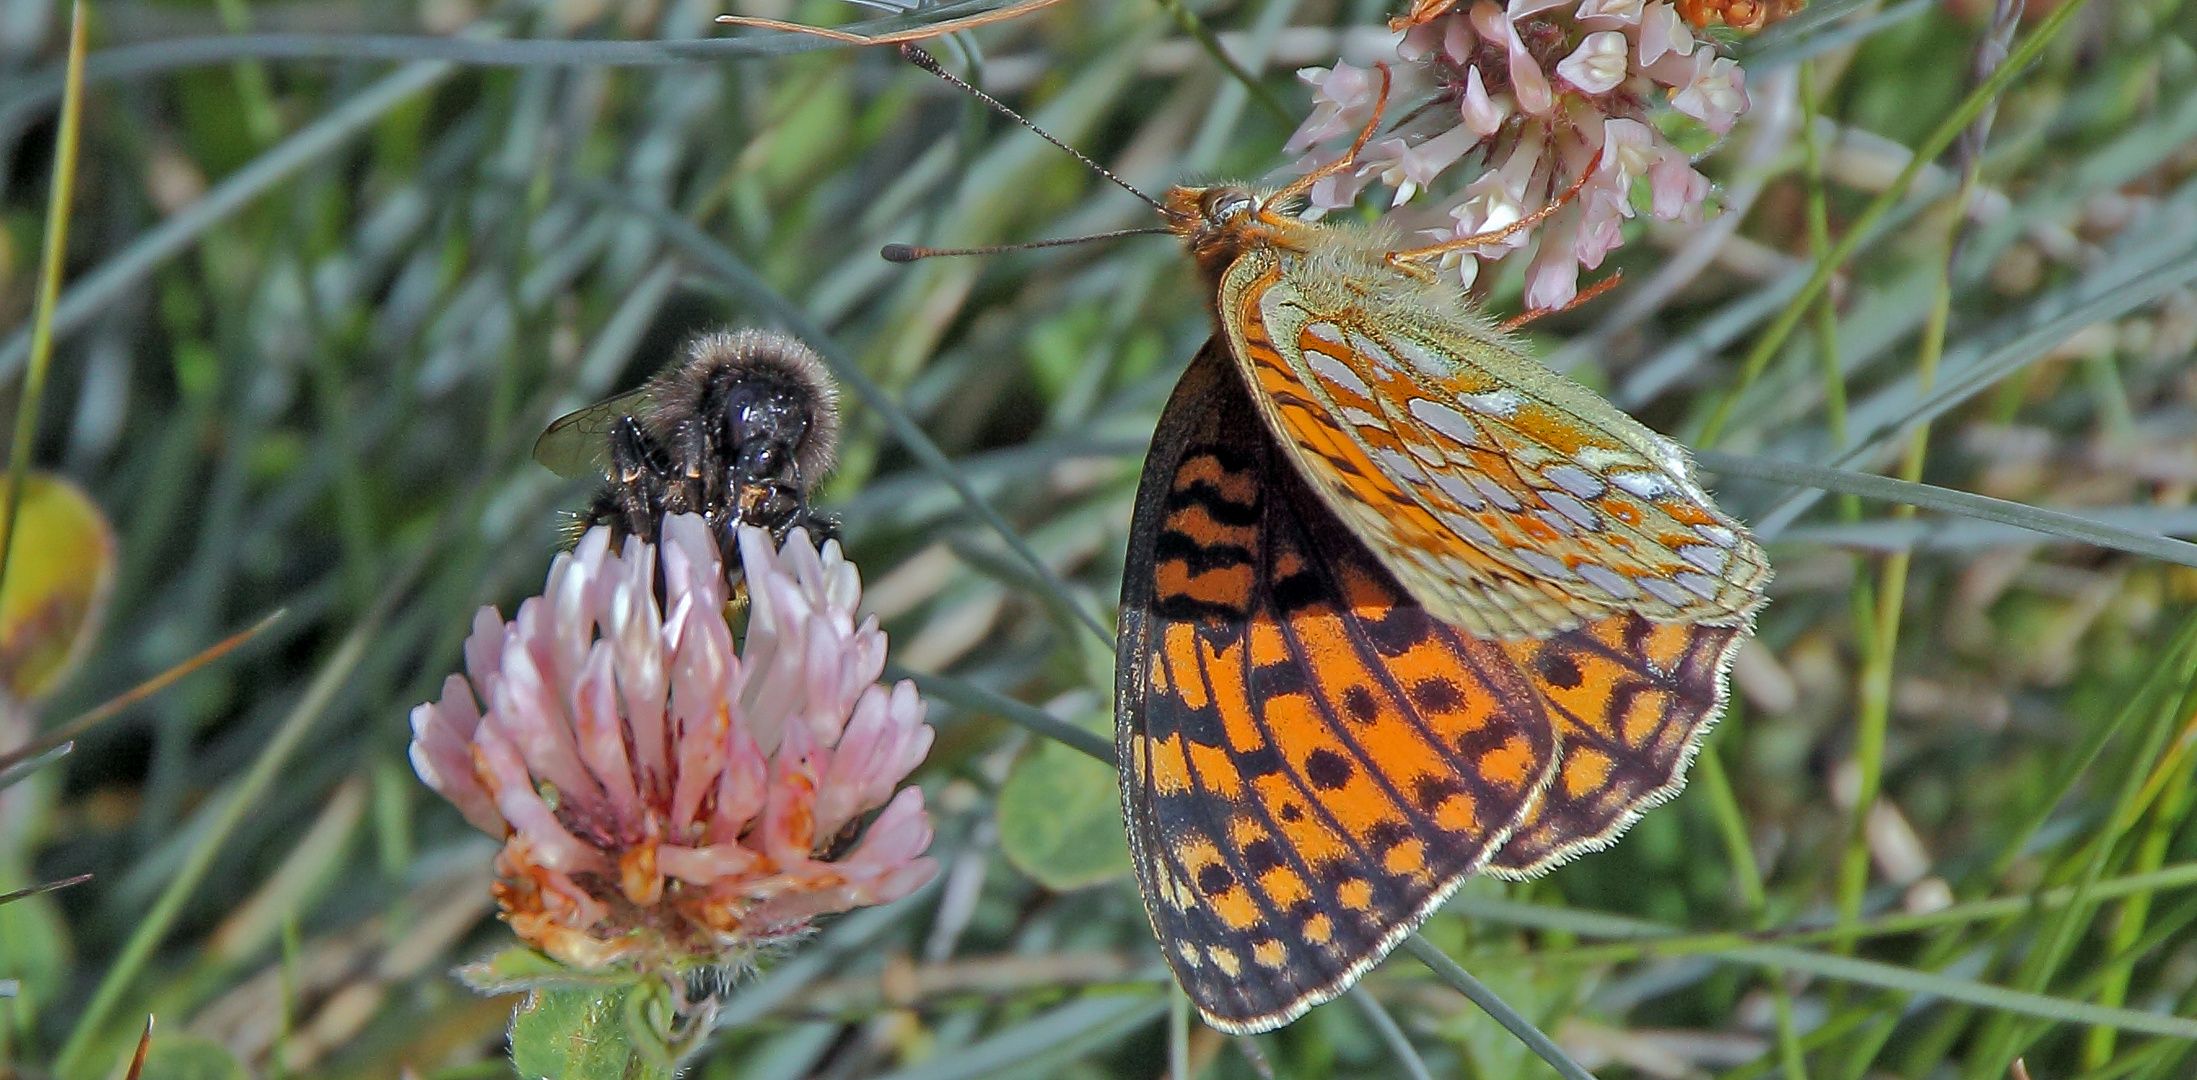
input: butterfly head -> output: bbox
[1162,184,1313,283]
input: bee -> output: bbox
[533,329,841,559]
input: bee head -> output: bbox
[669,330,841,491]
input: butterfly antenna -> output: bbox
[881,226,1175,262]
[901,45,1171,216]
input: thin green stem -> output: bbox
[1694,0,2094,447]
[209,0,283,145]
[1400,936,1600,1080]
[0,3,87,602]
[1797,62,1852,469]
[2083,762,2192,1067]
[1796,60,1867,668]
[1832,49,1993,979]
[1148,0,1292,125]
[1696,726,1811,1080]
[1169,983,1192,1080]
[1698,746,1765,914]
[1351,987,1435,1080]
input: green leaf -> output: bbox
[997,724,1130,891]
[134,1034,249,1080]
[509,985,673,1080]
[457,946,640,995]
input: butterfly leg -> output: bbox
[1385,167,1596,265]
[1387,0,1460,30]
[1498,271,1624,331]
[1265,64,1392,211]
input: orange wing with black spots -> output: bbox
[1487,615,1745,878]
[1116,340,1560,1034]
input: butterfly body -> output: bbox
[1116,184,1769,1033]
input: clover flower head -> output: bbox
[1669,51,1749,134]
[409,516,936,973]
[1290,0,1790,309]
[1286,63,1383,154]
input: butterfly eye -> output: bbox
[1205,190,1255,221]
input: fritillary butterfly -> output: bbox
[1111,72,1770,1033]
[880,44,1771,1035]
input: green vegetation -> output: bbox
[5,0,2197,1077]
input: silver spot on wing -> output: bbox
[1408,397,1483,449]
[1680,545,1730,574]
[1694,523,1739,548]
[1539,489,1601,531]
[1387,335,1454,378]
[1309,349,1375,400]
[1640,577,1692,607]
[1516,549,1575,580]
[1576,564,1639,599]
[1542,463,1606,499]
[1468,474,1526,511]
[1459,389,1525,417]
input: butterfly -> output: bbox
[1108,74,1771,1033]
[882,45,1770,1035]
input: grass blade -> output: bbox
[1446,899,2197,1039]
[1350,987,1437,1080]
[867,995,1165,1080]
[0,3,87,598]
[1694,449,2197,569]
[0,60,456,383]
[1695,0,2094,447]
[1400,935,1601,1080]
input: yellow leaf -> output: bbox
[0,473,115,701]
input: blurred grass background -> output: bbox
[5,0,2197,1078]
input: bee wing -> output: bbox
[532,389,651,480]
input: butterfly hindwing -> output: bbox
[1489,615,1744,877]
[1117,340,1560,1033]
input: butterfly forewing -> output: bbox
[532,388,652,480]
[1211,248,1769,639]
[1117,342,1560,1033]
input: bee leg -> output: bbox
[778,479,838,545]
[757,480,837,547]
[800,508,842,547]
[671,416,709,518]
[608,417,662,542]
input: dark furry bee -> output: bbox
[533,329,841,558]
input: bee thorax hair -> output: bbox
[649,329,842,487]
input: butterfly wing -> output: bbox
[532,388,651,480]
[1117,340,1560,1034]
[1488,615,1745,877]
[1212,250,1770,639]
